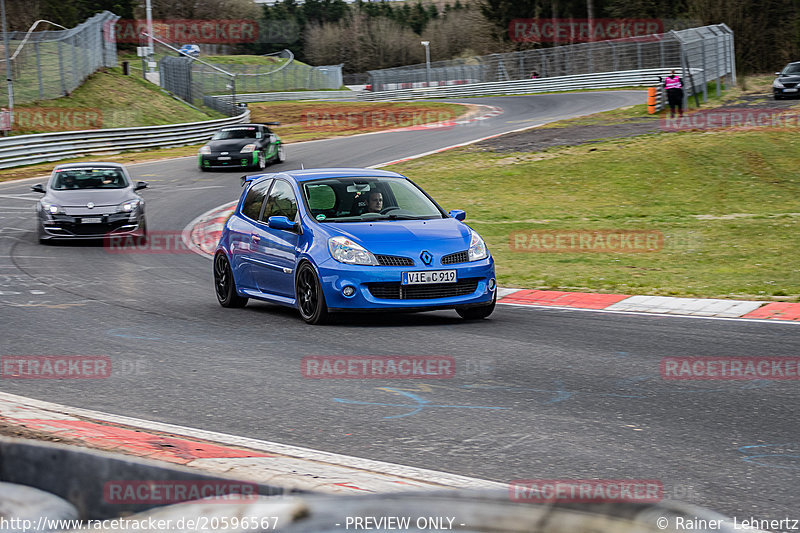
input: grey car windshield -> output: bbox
[782,64,800,75]
[302,177,445,222]
[51,169,129,190]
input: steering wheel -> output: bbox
[379,206,400,215]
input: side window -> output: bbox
[261,180,298,223]
[241,179,272,221]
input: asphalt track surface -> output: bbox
[1,92,798,520]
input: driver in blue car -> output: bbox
[366,191,383,213]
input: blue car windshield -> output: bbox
[302,177,445,222]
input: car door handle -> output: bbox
[251,234,260,243]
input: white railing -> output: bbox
[358,68,695,101]
[0,111,249,170]
[214,91,356,103]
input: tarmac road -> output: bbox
[0,91,797,521]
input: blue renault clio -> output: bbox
[213,168,496,324]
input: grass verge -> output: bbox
[250,101,468,142]
[11,67,224,135]
[392,128,800,301]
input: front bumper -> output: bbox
[199,153,257,169]
[316,257,496,312]
[774,87,800,97]
[38,212,145,240]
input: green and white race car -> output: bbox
[198,123,285,171]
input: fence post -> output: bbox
[58,40,67,95]
[70,34,79,89]
[714,34,725,96]
[726,26,736,86]
[34,42,44,99]
[701,39,708,102]
[636,42,642,70]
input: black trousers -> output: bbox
[666,88,683,115]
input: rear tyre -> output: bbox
[214,253,248,308]
[295,262,329,325]
[456,292,496,320]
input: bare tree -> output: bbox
[305,13,425,73]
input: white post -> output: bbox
[145,0,154,73]
[421,41,431,87]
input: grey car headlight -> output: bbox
[41,202,63,215]
[117,199,140,214]
[199,146,211,155]
[773,79,785,89]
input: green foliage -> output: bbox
[39,0,135,27]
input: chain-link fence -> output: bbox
[367,24,734,102]
[150,34,342,116]
[0,11,119,106]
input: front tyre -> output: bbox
[214,253,248,308]
[456,292,496,320]
[275,144,285,163]
[295,262,329,325]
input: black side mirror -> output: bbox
[31,184,45,193]
[134,181,148,191]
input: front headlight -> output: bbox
[118,199,140,213]
[468,230,488,261]
[199,146,211,155]
[328,236,378,265]
[240,144,256,153]
[773,79,785,89]
[42,202,63,215]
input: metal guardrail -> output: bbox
[0,110,250,170]
[216,91,357,103]
[357,68,695,101]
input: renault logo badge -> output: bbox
[420,250,433,265]
[87,202,95,209]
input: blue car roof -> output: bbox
[241,168,407,185]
